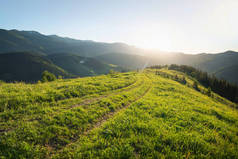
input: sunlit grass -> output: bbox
[0,70,237,158]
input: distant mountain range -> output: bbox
[0,29,141,57]
[0,52,123,82]
[0,52,69,82]
[0,28,237,84]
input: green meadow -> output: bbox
[0,69,238,159]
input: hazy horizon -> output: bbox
[1,0,238,54]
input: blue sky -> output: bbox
[1,0,238,53]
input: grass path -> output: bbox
[69,79,144,109]
[85,85,152,134]
[2,70,237,159]
[50,76,152,157]
[0,79,144,135]
[0,73,140,131]
[52,71,238,159]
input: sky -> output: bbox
[1,0,238,54]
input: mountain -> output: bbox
[98,51,238,84]
[214,65,238,84]
[154,51,238,84]
[0,51,127,82]
[193,51,238,79]
[0,52,70,82]
[96,52,180,69]
[97,53,149,69]
[0,29,141,57]
[0,28,237,84]
[48,53,124,76]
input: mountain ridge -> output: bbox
[0,28,238,84]
[0,51,124,82]
[0,51,71,82]
[0,29,142,57]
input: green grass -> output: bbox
[0,69,238,159]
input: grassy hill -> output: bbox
[0,69,237,158]
[0,52,71,82]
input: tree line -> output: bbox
[151,64,238,103]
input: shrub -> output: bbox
[41,71,56,82]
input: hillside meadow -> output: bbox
[0,69,238,158]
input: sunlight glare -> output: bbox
[134,25,173,51]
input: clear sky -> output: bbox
[1,0,238,54]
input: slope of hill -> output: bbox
[48,53,123,76]
[0,29,141,57]
[0,52,70,82]
[0,69,237,158]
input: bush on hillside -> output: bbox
[41,70,56,82]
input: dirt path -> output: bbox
[0,79,144,135]
[84,85,151,135]
[69,80,144,109]
[51,84,152,157]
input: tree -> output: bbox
[207,87,212,97]
[41,71,56,82]
[151,64,238,103]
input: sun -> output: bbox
[138,35,172,51]
[132,25,173,51]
